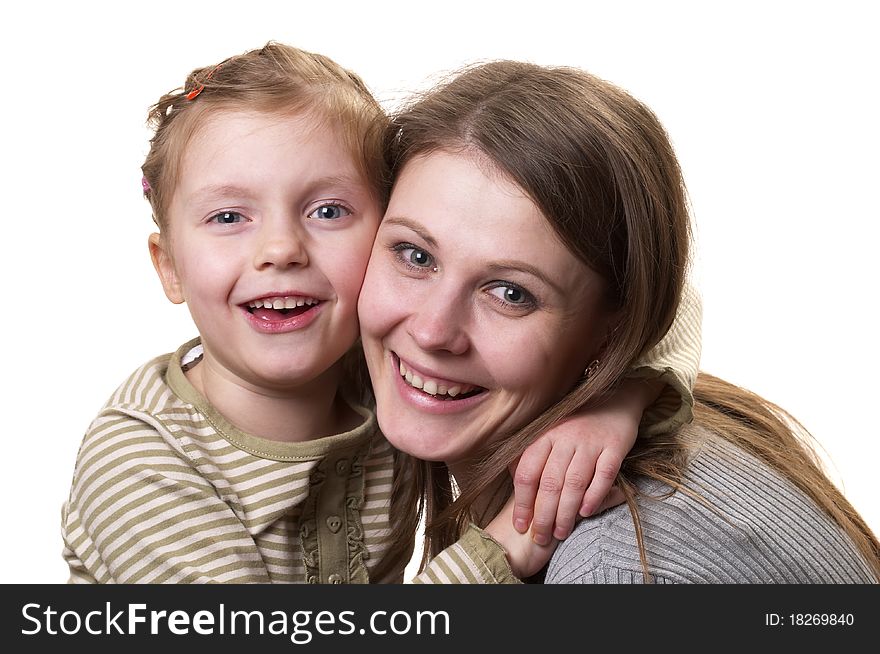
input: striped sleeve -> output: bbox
[629,281,703,436]
[61,408,270,584]
[411,524,521,584]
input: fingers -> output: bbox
[579,450,623,517]
[592,484,626,515]
[511,438,552,534]
[551,447,597,541]
[512,419,628,545]
[529,442,577,545]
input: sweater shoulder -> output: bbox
[546,428,875,584]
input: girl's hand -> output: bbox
[511,378,663,544]
[485,493,559,579]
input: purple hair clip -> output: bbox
[142,176,151,193]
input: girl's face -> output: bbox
[150,110,381,394]
[358,150,612,473]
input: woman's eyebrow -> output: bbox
[384,216,567,294]
[381,216,438,248]
[484,261,565,295]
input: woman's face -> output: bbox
[358,150,612,471]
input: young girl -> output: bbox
[61,43,702,583]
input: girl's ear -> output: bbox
[148,233,185,304]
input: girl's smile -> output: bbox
[241,293,324,334]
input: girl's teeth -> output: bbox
[423,380,438,395]
[247,296,319,309]
[447,386,461,397]
[411,374,424,390]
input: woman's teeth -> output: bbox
[398,359,476,398]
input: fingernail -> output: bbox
[532,533,550,546]
[514,518,527,533]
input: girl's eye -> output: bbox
[309,204,352,220]
[487,284,536,308]
[392,244,434,269]
[209,211,245,225]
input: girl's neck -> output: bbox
[186,355,360,443]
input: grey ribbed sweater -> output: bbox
[546,426,877,584]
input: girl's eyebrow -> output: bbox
[189,183,256,204]
[299,175,367,197]
[192,176,364,202]
[381,216,438,248]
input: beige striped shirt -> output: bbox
[62,339,506,584]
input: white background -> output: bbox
[1,0,876,583]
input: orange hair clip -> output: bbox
[185,64,222,101]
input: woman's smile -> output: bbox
[390,350,489,413]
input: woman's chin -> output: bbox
[379,414,459,462]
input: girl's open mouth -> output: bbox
[245,296,320,322]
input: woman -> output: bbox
[359,61,880,583]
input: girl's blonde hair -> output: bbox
[141,42,390,230]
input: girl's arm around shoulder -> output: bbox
[411,497,556,584]
[629,281,703,436]
[509,283,702,544]
[410,524,524,584]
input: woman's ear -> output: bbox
[148,233,185,304]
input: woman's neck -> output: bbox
[186,355,359,443]
[450,465,510,528]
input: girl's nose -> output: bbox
[255,219,308,269]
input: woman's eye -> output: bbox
[309,204,352,220]
[487,284,535,307]
[393,244,434,269]
[209,211,245,224]
[407,248,433,267]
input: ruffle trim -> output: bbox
[300,442,371,584]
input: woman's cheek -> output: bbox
[358,262,397,335]
[489,328,560,390]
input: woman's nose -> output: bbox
[406,292,470,356]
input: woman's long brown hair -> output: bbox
[384,60,880,580]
